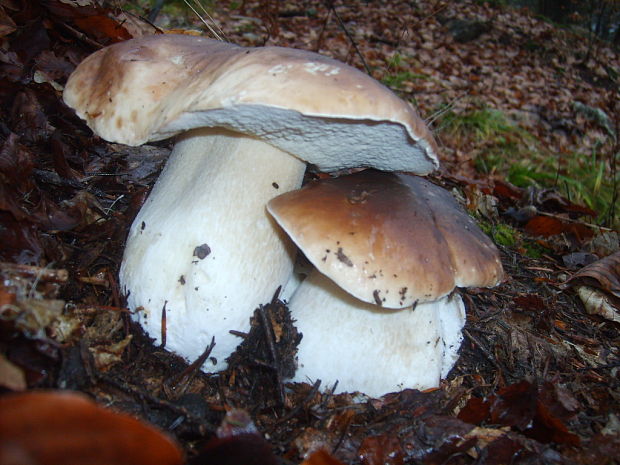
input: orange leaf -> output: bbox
[0,390,184,465]
[301,449,347,465]
[73,15,132,43]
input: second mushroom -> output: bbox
[268,170,504,397]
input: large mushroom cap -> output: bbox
[267,169,504,308]
[63,34,439,174]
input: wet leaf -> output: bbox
[513,295,546,312]
[10,88,54,143]
[460,381,580,446]
[524,215,593,240]
[457,396,491,424]
[0,5,16,37]
[73,15,133,43]
[562,252,599,269]
[490,381,538,431]
[0,390,184,465]
[34,50,75,81]
[563,433,620,465]
[189,409,277,465]
[358,435,404,465]
[302,449,347,465]
[0,213,43,263]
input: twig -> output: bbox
[0,262,68,283]
[146,0,164,23]
[425,93,468,126]
[182,0,225,41]
[58,21,104,49]
[324,0,372,76]
[536,210,614,232]
[314,6,332,52]
[576,362,620,372]
[160,301,167,348]
[463,328,504,373]
[229,329,248,338]
[100,373,217,432]
[270,379,321,430]
[163,337,216,397]
[33,169,111,199]
[257,288,286,406]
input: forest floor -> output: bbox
[0,1,619,464]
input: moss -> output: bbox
[491,223,519,247]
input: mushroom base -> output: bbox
[120,128,305,371]
[289,270,466,398]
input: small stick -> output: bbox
[59,21,104,49]
[257,302,286,406]
[0,262,69,283]
[160,301,167,348]
[100,373,217,432]
[536,210,613,232]
[270,379,321,430]
[463,329,504,373]
[325,1,372,76]
[164,338,216,397]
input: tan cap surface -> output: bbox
[64,34,439,174]
[268,170,503,308]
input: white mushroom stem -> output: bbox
[120,128,305,371]
[288,270,466,398]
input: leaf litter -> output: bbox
[0,0,619,464]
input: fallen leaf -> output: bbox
[562,252,599,269]
[490,380,538,431]
[570,251,620,299]
[302,449,347,465]
[576,286,620,323]
[457,395,491,424]
[358,434,404,465]
[0,390,184,465]
[461,381,580,446]
[0,353,27,391]
[188,409,277,465]
[524,215,593,240]
[0,5,16,37]
[568,251,620,321]
[89,334,132,371]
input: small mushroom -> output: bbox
[63,35,439,370]
[267,170,504,397]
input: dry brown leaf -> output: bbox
[0,5,16,37]
[570,251,620,299]
[0,353,26,391]
[568,251,620,321]
[89,334,133,372]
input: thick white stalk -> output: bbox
[289,270,466,397]
[120,128,305,371]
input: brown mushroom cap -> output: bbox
[267,170,504,308]
[63,34,439,174]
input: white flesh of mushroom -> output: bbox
[120,128,305,370]
[288,270,466,398]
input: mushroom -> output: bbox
[267,170,504,397]
[62,35,439,370]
